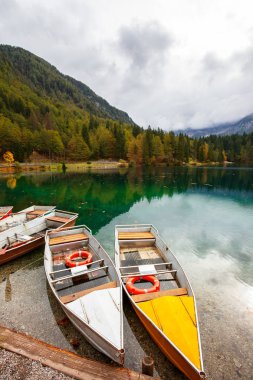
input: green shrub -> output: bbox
[118,159,128,167]
[14,161,22,172]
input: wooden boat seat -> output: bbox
[118,232,154,240]
[49,233,88,245]
[60,281,117,304]
[16,234,33,241]
[46,216,70,223]
[132,287,188,303]
[27,210,45,215]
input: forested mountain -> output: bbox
[0,44,142,161]
[175,114,253,137]
[0,45,133,124]
[0,44,252,165]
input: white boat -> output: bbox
[115,224,205,380]
[0,205,55,232]
[44,225,124,364]
[0,210,78,265]
[0,206,13,220]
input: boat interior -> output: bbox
[118,230,181,295]
[0,207,13,219]
[20,205,55,215]
[0,206,55,232]
[46,227,122,351]
[48,231,117,302]
[0,211,42,232]
[116,226,202,371]
[0,210,77,250]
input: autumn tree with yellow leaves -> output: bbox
[3,151,14,165]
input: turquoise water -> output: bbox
[0,167,252,379]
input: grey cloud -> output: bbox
[0,0,17,15]
[202,53,225,72]
[0,0,253,131]
[118,21,173,69]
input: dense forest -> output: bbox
[0,45,253,165]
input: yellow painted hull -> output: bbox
[133,296,205,380]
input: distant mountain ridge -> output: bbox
[175,114,253,137]
[0,44,134,124]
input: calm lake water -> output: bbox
[0,167,253,380]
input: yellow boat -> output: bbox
[115,224,205,380]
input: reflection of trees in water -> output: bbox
[193,231,253,287]
[0,167,252,285]
[0,167,252,227]
[6,176,17,189]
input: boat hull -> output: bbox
[133,301,205,380]
[114,224,205,380]
[44,225,124,365]
[62,302,124,365]
[0,207,13,221]
[0,219,76,266]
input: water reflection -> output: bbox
[6,176,17,189]
[0,167,252,379]
[0,167,253,225]
[0,168,253,286]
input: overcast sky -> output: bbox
[1,0,253,130]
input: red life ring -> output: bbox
[65,250,92,268]
[126,275,160,295]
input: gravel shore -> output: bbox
[0,349,74,380]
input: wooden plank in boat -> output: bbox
[46,216,70,223]
[49,233,88,245]
[132,287,188,303]
[0,325,157,380]
[118,232,154,240]
[60,281,117,304]
[27,210,45,215]
[120,247,160,260]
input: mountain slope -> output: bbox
[175,114,253,137]
[0,44,134,124]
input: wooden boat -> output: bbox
[44,225,124,364]
[115,224,205,380]
[0,205,55,232]
[18,205,56,216]
[0,210,78,266]
[0,206,13,220]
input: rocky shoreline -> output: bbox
[0,349,74,380]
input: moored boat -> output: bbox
[0,210,78,265]
[0,205,55,232]
[44,225,124,364]
[0,206,13,220]
[18,205,55,216]
[115,224,205,380]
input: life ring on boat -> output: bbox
[65,250,92,268]
[126,275,160,295]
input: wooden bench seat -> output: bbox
[132,287,188,303]
[27,210,46,215]
[49,233,88,245]
[60,281,117,304]
[46,216,70,223]
[118,232,154,240]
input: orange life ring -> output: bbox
[126,275,160,295]
[65,250,92,268]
